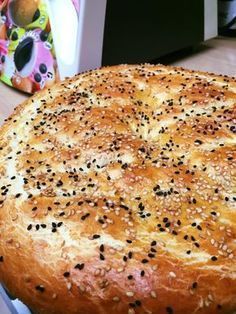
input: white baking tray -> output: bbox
[0,285,31,314]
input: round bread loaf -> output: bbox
[0,64,235,314]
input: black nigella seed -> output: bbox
[63,272,70,277]
[121,163,128,169]
[100,253,105,261]
[56,180,63,187]
[229,125,236,133]
[211,256,218,261]
[35,285,45,292]
[93,234,100,239]
[81,213,90,221]
[166,306,173,314]
[0,256,3,262]
[135,300,142,306]
[98,218,104,224]
[75,263,84,270]
[120,204,129,210]
[27,224,32,231]
[192,282,198,289]
[141,259,148,264]
[140,270,145,276]
[194,139,203,145]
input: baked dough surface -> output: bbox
[0,65,235,314]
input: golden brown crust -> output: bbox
[0,64,235,314]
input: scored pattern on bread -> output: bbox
[0,64,235,314]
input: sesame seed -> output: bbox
[169,272,176,278]
[151,291,157,298]
[126,291,134,297]
[113,296,120,302]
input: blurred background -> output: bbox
[101,0,235,75]
[0,0,235,122]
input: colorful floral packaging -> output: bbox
[0,0,79,93]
